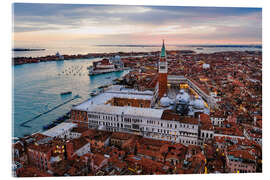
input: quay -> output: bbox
[20,95,81,128]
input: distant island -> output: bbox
[12,48,263,66]
[97,44,262,49]
[97,45,160,47]
[12,49,196,65]
[13,48,46,51]
[185,45,262,48]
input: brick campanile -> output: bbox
[158,40,168,99]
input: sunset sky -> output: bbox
[13,3,262,48]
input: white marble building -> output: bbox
[71,85,210,146]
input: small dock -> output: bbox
[20,95,81,128]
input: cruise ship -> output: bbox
[88,56,126,75]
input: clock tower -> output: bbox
[158,40,168,99]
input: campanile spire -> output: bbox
[161,39,166,58]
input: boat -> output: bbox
[196,47,204,50]
[90,90,99,96]
[88,56,125,76]
[60,91,72,96]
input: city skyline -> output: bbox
[13,3,262,48]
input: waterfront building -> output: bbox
[41,123,78,139]
[70,84,208,146]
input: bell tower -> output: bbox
[158,40,168,99]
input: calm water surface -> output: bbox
[13,58,128,138]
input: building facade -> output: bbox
[71,105,201,146]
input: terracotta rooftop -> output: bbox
[71,126,89,134]
[161,110,198,124]
[138,137,172,147]
[68,137,89,151]
[84,129,112,142]
[111,132,135,140]
[94,153,107,166]
[27,138,64,153]
[17,165,53,177]
[227,150,256,161]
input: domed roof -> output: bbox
[160,94,172,107]
[176,90,190,104]
[110,55,121,62]
[115,55,121,60]
[193,97,205,110]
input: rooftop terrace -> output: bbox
[42,123,77,137]
[73,85,154,111]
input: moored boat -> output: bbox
[90,90,99,96]
[60,91,72,96]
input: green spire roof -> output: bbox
[161,40,166,57]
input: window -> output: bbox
[160,66,166,69]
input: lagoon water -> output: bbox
[13,58,128,138]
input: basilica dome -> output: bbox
[115,55,121,61]
[160,94,173,107]
[176,89,190,105]
[192,97,205,110]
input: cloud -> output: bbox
[13,3,262,45]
